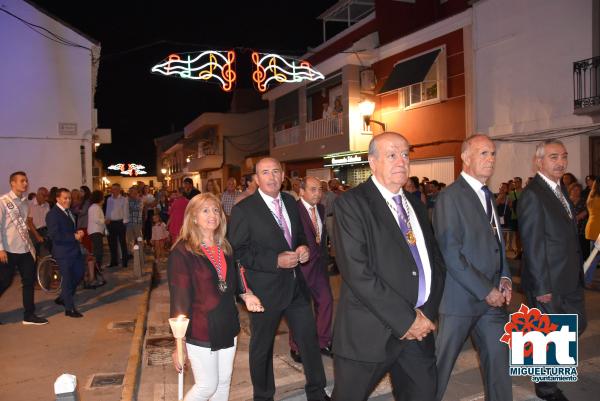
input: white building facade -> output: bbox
[0,0,100,191]
[472,0,600,188]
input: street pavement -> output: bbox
[139,259,600,401]
[0,259,149,401]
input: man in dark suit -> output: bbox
[46,188,85,318]
[518,139,587,401]
[288,176,334,363]
[331,132,445,401]
[432,134,512,401]
[228,158,329,401]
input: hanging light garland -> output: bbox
[108,163,148,176]
[151,50,236,92]
[151,49,323,92]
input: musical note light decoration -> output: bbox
[251,52,324,92]
[151,50,237,92]
[108,163,148,177]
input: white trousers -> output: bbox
[184,338,237,401]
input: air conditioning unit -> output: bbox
[360,69,376,92]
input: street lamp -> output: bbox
[160,168,167,175]
[358,99,386,133]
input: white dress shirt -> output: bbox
[29,198,50,229]
[258,189,292,233]
[371,176,432,301]
[106,195,129,223]
[300,198,323,242]
[0,191,30,253]
[460,172,502,243]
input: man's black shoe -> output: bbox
[320,345,333,358]
[290,349,302,364]
[23,314,49,325]
[537,390,569,401]
[54,297,64,306]
[65,309,83,318]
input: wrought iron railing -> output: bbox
[574,56,600,110]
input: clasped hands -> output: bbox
[485,277,512,307]
[74,229,85,242]
[401,309,436,341]
[277,245,310,269]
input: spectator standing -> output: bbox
[167,188,189,242]
[27,186,51,257]
[569,183,589,264]
[508,176,524,258]
[206,179,221,197]
[87,190,106,270]
[221,177,240,217]
[182,177,200,200]
[105,183,129,268]
[235,174,258,205]
[151,214,169,262]
[156,190,170,223]
[583,175,595,200]
[127,186,143,251]
[141,186,156,246]
[585,178,600,287]
[0,172,48,325]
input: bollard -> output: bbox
[137,236,145,264]
[54,374,78,401]
[132,245,142,278]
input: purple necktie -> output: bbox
[393,194,426,307]
[273,198,292,248]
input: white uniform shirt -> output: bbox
[106,195,129,223]
[0,191,30,253]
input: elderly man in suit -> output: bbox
[432,134,512,401]
[46,188,85,318]
[228,158,329,401]
[518,139,587,401]
[288,176,334,363]
[331,132,445,401]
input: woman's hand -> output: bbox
[241,293,264,312]
[172,348,187,373]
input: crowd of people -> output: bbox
[0,133,595,401]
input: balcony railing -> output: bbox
[574,56,600,112]
[305,115,343,142]
[273,125,300,147]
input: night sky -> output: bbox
[26,0,340,174]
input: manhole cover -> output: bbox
[147,325,171,337]
[89,373,124,388]
[146,336,175,366]
[108,320,136,331]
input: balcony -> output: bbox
[273,126,300,147]
[306,115,344,142]
[574,56,600,114]
[187,154,223,171]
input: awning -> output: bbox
[378,49,440,95]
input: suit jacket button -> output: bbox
[412,271,417,276]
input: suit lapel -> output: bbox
[297,200,317,238]
[456,176,489,224]
[533,175,575,223]
[251,191,290,249]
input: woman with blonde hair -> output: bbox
[205,179,221,197]
[168,193,263,401]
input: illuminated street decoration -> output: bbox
[108,163,148,176]
[251,52,324,92]
[151,50,236,92]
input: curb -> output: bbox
[120,267,153,401]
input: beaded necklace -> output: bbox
[200,241,227,293]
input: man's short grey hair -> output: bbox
[535,139,565,159]
[368,132,410,158]
[461,134,492,154]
